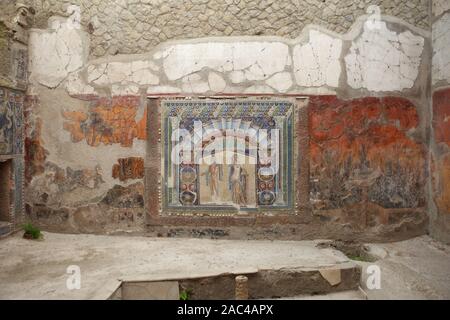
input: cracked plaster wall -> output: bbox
[22,0,430,58]
[23,3,435,239]
[28,14,429,96]
[28,16,89,88]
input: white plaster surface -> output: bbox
[146,85,181,94]
[159,41,290,81]
[87,61,159,87]
[208,72,227,92]
[65,73,97,96]
[266,72,293,92]
[244,84,275,94]
[31,14,429,96]
[293,30,342,87]
[28,17,89,88]
[111,84,140,96]
[433,13,450,84]
[345,22,424,92]
[228,70,246,84]
[181,73,210,93]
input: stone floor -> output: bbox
[360,236,450,299]
[0,233,449,299]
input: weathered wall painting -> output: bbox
[161,99,295,212]
[309,96,426,228]
[62,96,146,148]
[0,88,24,155]
[0,88,14,155]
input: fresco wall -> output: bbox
[23,3,435,241]
[431,2,450,244]
[309,96,426,229]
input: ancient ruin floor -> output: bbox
[0,233,449,300]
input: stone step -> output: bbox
[0,221,12,237]
[0,233,364,299]
[114,262,362,300]
[278,288,367,300]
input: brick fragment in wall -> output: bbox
[309,96,425,211]
[112,157,144,182]
[62,96,146,147]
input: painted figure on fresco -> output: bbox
[228,154,248,206]
[202,159,223,202]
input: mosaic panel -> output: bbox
[13,48,28,86]
[0,87,24,155]
[14,157,24,219]
[161,99,295,213]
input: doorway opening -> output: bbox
[0,159,12,226]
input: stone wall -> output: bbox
[430,0,450,244]
[22,1,433,241]
[22,0,430,58]
[0,2,31,91]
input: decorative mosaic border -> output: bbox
[145,96,309,221]
[0,87,25,229]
